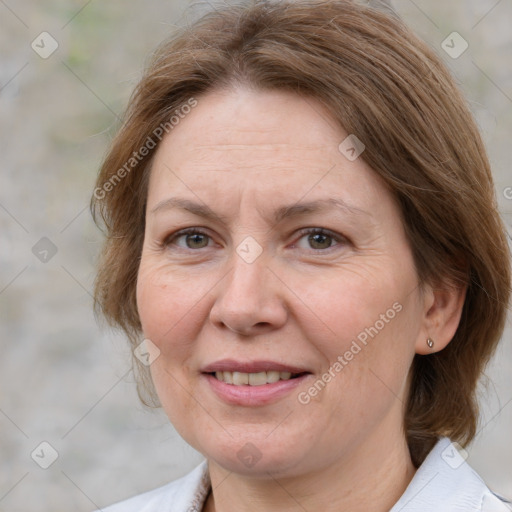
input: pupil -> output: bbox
[187,234,207,248]
[309,233,331,249]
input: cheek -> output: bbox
[136,262,207,428]
[294,262,418,392]
[136,260,206,355]
[296,265,405,348]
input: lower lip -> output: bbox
[203,373,310,406]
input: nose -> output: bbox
[209,251,288,337]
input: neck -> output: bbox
[204,430,416,512]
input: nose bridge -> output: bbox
[225,247,270,306]
[210,243,287,334]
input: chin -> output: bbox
[189,428,312,478]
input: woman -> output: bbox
[91,0,511,510]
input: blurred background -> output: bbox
[0,0,511,510]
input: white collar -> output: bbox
[390,437,511,511]
[100,437,511,511]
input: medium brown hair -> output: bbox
[91,0,511,465]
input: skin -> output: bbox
[136,86,466,512]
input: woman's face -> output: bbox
[136,87,429,477]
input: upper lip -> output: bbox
[201,359,311,374]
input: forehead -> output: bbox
[147,86,391,216]
[157,87,341,162]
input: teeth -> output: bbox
[266,370,280,383]
[232,371,249,385]
[248,372,267,386]
[214,370,295,386]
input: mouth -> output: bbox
[201,359,312,389]
[208,370,309,386]
[202,361,312,406]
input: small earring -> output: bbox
[426,337,434,348]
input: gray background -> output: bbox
[0,1,511,510]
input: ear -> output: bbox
[415,280,467,355]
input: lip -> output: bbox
[201,359,310,374]
[203,373,311,406]
[201,359,312,407]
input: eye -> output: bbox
[295,228,346,251]
[165,228,213,249]
[163,227,347,252]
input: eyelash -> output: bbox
[164,227,347,252]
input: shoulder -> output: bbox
[95,460,210,512]
[391,438,511,512]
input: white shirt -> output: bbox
[97,437,511,511]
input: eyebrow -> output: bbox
[150,197,370,223]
